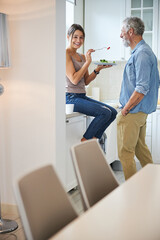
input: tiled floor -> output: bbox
[0,205,26,240]
[0,170,125,239]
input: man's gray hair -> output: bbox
[123,17,145,36]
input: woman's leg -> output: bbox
[94,105,117,138]
[73,96,117,139]
[82,96,117,138]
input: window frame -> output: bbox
[125,0,159,58]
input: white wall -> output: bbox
[0,0,66,204]
[54,0,66,188]
[84,0,125,61]
[66,0,84,53]
[74,0,84,27]
[87,61,125,101]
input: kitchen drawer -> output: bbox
[66,115,86,191]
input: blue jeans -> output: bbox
[66,93,117,139]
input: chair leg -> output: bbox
[0,194,18,234]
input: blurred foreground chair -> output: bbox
[14,165,78,240]
[71,139,119,210]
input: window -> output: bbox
[66,0,84,51]
[66,1,74,46]
[125,0,159,58]
[131,0,153,48]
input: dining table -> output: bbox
[49,163,160,240]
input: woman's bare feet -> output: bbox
[81,137,97,142]
[81,137,87,142]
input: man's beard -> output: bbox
[122,38,130,47]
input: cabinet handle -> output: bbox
[66,119,69,123]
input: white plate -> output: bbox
[93,61,117,66]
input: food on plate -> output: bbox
[93,60,117,66]
[100,59,116,64]
[100,59,108,63]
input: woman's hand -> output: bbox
[96,65,112,72]
[85,49,95,65]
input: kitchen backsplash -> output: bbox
[86,60,160,102]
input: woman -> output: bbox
[66,24,117,141]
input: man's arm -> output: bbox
[121,90,144,116]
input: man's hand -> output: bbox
[121,91,144,116]
[121,108,129,116]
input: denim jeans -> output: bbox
[66,93,117,139]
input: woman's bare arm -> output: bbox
[66,50,91,85]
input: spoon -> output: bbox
[94,46,110,51]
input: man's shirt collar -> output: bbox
[131,39,145,54]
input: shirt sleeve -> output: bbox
[134,50,152,95]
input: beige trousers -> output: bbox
[117,111,153,180]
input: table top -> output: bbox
[50,164,160,240]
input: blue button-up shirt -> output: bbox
[120,40,160,114]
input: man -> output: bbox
[117,17,160,180]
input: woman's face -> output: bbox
[68,30,84,49]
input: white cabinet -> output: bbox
[65,114,86,191]
[105,119,118,164]
[152,109,160,163]
[86,116,118,164]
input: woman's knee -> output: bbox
[103,107,117,121]
[101,107,112,120]
[112,109,118,120]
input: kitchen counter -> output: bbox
[102,99,120,109]
[66,102,160,118]
[65,100,120,118]
[103,100,160,110]
[66,112,86,119]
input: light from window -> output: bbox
[66,1,74,47]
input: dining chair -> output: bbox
[70,139,119,210]
[14,165,78,240]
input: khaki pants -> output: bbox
[117,111,153,180]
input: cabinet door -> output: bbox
[105,119,118,164]
[66,115,86,191]
[152,110,160,163]
[86,116,116,164]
